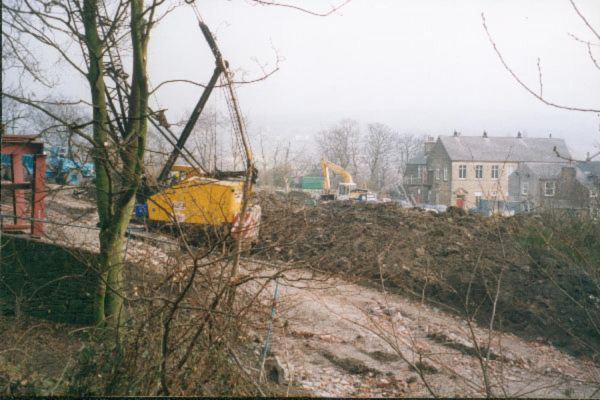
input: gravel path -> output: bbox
[262,270,600,398]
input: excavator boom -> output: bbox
[320,159,357,200]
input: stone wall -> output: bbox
[0,234,99,324]
[425,141,452,205]
[445,161,518,208]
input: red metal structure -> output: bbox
[1,135,46,236]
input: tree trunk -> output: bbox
[83,0,149,327]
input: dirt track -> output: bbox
[262,269,599,398]
[4,187,598,397]
[256,194,600,360]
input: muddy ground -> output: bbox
[255,193,600,361]
[258,269,599,397]
[2,186,600,397]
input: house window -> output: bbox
[508,166,515,176]
[443,167,448,181]
[544,181,556,197]
[521,181,529,196]
[435,168,440,180]
[491,165,499,179]
[458,164,467,179]
[491,191,498,198]
[475,165,483,179]
[591,190,598,198]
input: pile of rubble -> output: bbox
[255,194,599,361]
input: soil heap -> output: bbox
[254,193,600,361]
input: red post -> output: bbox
[32,154,46,236]
[11,154,27,224]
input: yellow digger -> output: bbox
[320,159,376,201]
[136,21,261,243]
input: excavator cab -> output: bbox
[337,182,357,200]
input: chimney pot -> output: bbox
[453,130,458,137]
[517,131,522,138]
[483,130,488,138]
[549,133,552,138]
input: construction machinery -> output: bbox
[320,159,376,201]
[46,145,95,185]
[137,21,261,244]
[1,144,94,185]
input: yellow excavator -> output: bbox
[320,159,375,201]
[136,21,260,243]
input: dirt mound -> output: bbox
[255,194,600,360]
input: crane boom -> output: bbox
[157,65,222,184]
[157,21,242,185]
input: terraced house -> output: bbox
[404,132,571,208]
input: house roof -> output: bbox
[576,161,600,190]
[519,162,574,179]
[406,151,428,165]
[439,135,570,162]
[576,161,600,175]
[518,162,597,189]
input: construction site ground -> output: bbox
[1,186,599,397]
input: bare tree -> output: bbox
[317,119,362,178]
[2,0,166,327]
[394,133,423,180]
[363,122,396,191]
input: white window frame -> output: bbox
[521,181,529,196]
[458,164,467,179]
[491,165,499,180]
[443,167,448,181]
[435,168,440,180]
[544,181,556,197]
[475,165,483,179]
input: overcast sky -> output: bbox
[32,0,598,158]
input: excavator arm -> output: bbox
[321,159,354,190]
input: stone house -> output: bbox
[403,137,434,203]
[508,163,588,211]
[508,161,599,214]
[404,132,571,208]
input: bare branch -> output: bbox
[482,13,600,113]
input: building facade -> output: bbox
[403,132,571,208]
[508,161,600,214]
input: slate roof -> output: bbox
[577,161,600,176]
[519,163,577,179]
[406,151,428,165]
[519,162,599,190]
[576,161,600,189]
[439,136,570,162]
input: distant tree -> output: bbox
[317,119,362,177]
[394,133,424,179]
[363,123,396,191]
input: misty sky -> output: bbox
[149,0,600,157]
[23,0,599,158]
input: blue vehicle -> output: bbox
[1,145,95,185]
[46,145,95,185]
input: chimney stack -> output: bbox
[483,130,488,138]
[424,136,436,155]
[561,166,576,179]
